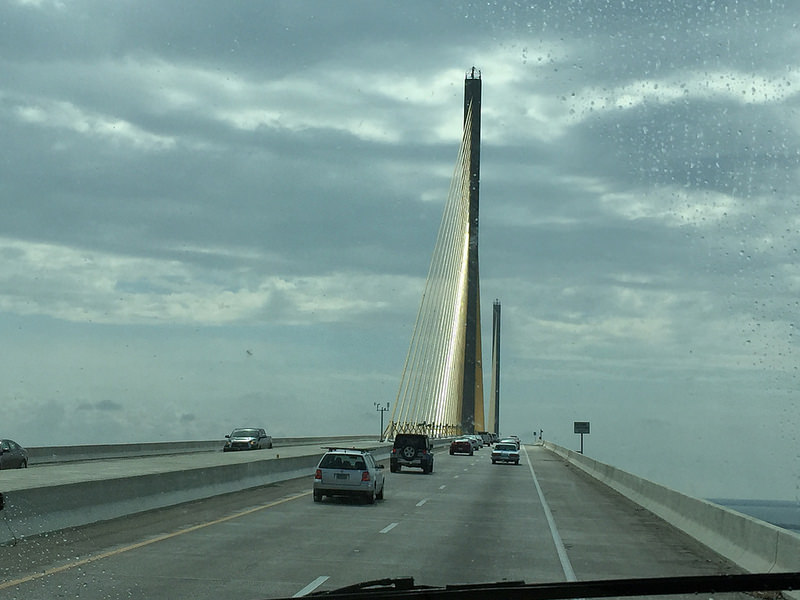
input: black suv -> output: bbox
[390,433,434,473]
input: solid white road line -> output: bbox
[522,445,578,582]
[293,575,330,597]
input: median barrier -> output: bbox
[27,435,372,464]
[543,441,800,597]
[0,438,390,545]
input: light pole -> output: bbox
[374,402,389,441]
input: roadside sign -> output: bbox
[574,421,590,434]
[574,421,590,454]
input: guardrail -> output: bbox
[543,441,800,599]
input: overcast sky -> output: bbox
[1,1,798,501]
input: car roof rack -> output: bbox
[321,447,371,453]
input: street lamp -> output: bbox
[374,402,390,441]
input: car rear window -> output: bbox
[395,435,426,448]
[319,454,367,470]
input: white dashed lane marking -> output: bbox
[293,576,329,597]
[379,522,399,534]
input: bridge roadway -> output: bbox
[0,445,748,600]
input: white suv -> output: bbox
[313,448,385,504]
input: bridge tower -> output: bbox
[460,67,484,434]
[488,299,501,436]
[385,68,487,440]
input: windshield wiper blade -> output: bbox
[309,577,434,595]
[294,571,800,600]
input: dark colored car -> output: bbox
[390,433,434,473]
[449,438,473,456]
[477,431,493,446]
[223,428,273,451]
[0,439,28,469]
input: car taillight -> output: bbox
[314,469,322,479]
[361,471,371,482]
[391,448,397,454]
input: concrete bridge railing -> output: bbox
[26,435,373,464]
[544,441,800,596]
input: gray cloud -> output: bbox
[77,399,123,412]
[1,0,798,500]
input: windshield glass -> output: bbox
[2,1,798,599]
[230,430,259,437]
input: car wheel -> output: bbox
[376,483,384,500]
[269,442,273,449]
[492,460,496,464]
[401,445,416,460]
[313,491,322,502]
[515,460,519,465]
[20,460,27,468]
[449,449,454,455]
[469,450,473,456]
[365,491,375,504]
[391,464,400,473]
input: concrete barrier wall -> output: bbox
[27,441,222,463]
[1,440,395,545]
[544,442,800,579]
[3,454,321,543]
[27,435,373,464]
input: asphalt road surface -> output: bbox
[0,445,746,600]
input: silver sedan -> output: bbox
[313,448,385,504]
[491,442,520,465]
